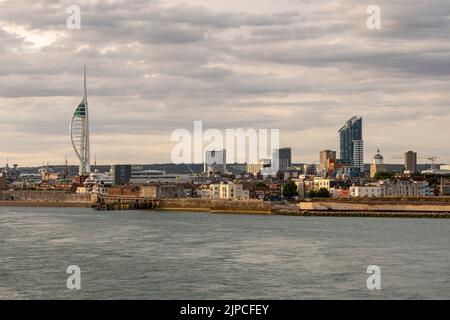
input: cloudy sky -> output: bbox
[0,0,449,166]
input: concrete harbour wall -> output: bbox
[299,201,450,212]
[1,190,449,217]
[0,190,93,205]
[159,198,272,214]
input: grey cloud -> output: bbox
[0,0,450,164]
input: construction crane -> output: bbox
[389,155,440,173]
[185,163,196,175]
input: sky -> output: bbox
[0,0,449,166]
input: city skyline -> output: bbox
[1,0,450,166]
[1,111,446,167]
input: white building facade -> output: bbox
[350,179,430,198]
[203,182,249,200]
[350,185,381,197]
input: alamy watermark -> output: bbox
[366,265,381,290]
[66,5,81,30]
[170,121,280,175]
[64,4,381,32]
[367,5,381,30]
[66,265,81,290]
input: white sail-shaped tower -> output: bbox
[70,66,91,176]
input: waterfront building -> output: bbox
[404,151,418,174]
[35,179,75,192]
[350,185,381,198]
[158,185,187,198]
[139,185,186,198]
[219,182,249,200]
[349,179,429,198]
[379,179,428,197]
[204,184,216,199]
[272,148,292,172]
[330,187,350,198]
[70,66,91,176]
[204,181,249,200]
[108,185,141,196]
[204,149,227,176]
[370,147,387,178]
[338,116,363,169]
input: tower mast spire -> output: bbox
[83,65,87,101]
[70,65,91,176]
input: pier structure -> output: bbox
[92,195,160,211]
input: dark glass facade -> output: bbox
[112,164,132,185]
[272,148,292,171]
[338,116,362,165]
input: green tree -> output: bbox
[255,182,268,188]
[373,171,395,180]
[308,190,317,198]
[309,188,330,198]
[282,180,298,198]
[316,188,330,198]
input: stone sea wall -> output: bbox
[159,198,272,214]
[0,190,93,205]
[1,190,449,217]
[310,197,450,204]
[299,201,450,212]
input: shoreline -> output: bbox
[158,207,272,215]
[1,200,450,218]
[0,200,91,208]
[272,210,450,219]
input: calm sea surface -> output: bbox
[0,206,449,299]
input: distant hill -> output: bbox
[16,164,204,175]
[15,163,438,175]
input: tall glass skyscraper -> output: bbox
[338,116,363,171]
[272,147,292,172]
